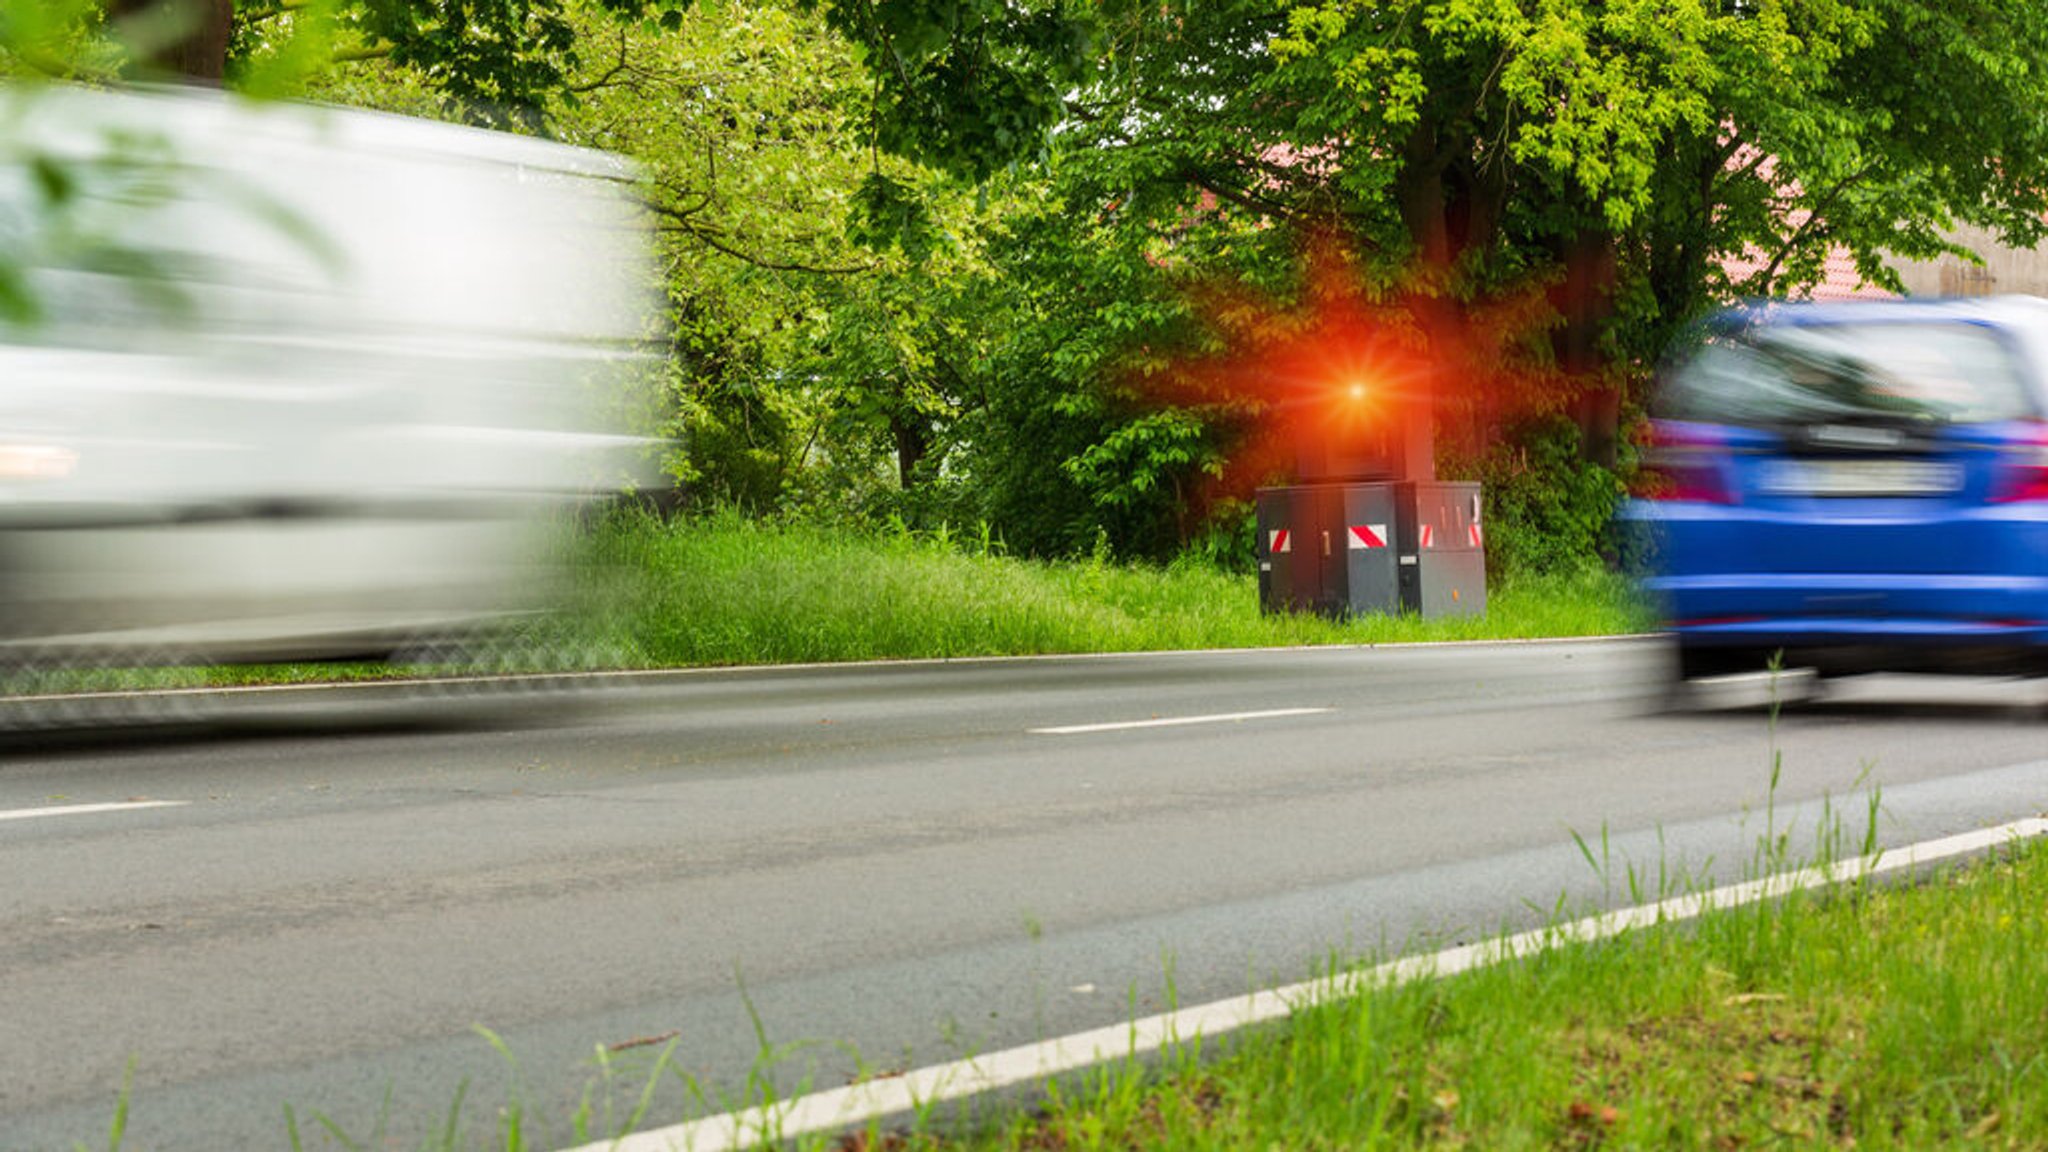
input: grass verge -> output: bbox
[7,510,1651,695]
[251,822,2048,1152]
[840,835,2048,1151]
[578,510,1648,667]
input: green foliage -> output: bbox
[1079,0,2048,322]
[519,2,1014,525]
[1172,498,1259,575]
[0,0,125,81]
[848,171,940,261]
[1065,410,1218,514]
[828,0,2048,573]
[71,0,2048,576]
[1457,414,1628,580]
[811,0,1096,181]
[931,189,1235,559]
[231,0,689,125]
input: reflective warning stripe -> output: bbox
[1268,529,1290,554]
[1419,525,1434,549]
[1469,523,1484,548]
[1348,524,1387,549]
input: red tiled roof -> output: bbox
[1721,248,1896,301]
[1807,251,1897,301]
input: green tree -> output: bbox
[51,0,2047,572]
[822,0,2048,568]
[530,0,999,513]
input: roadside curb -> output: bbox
[0,634,1663,726]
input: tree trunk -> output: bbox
[1552,225,1621,467]
[109,0,235,83]
[1552,228,1614,374]
[893,411,929,491]
[1396,119,1451,269]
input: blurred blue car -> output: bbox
[1619,296,2048,692]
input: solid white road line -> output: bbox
[0,800,188,823]
[1030,707,1333,735]
[558,816,2048,1152]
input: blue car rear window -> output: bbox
[1657,322,2034,428]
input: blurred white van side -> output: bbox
[0,84,659,667]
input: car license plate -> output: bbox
[1757,458,1963,497]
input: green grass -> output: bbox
[556,509,1651,668]
[848,836,2048,1152]
[4,509,1653,694]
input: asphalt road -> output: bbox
[5,639,2048,1150]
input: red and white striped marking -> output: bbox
[1347,524,1387,549]
[1418,524,1434,549]
[1267,529,1290,554]
[1470,523,1484,548]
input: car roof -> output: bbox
[6,82,636,182]
[1718,295,2048,332]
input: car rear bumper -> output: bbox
[1671,614,2048,645]
[1658,611,2048,677]
[1643,574,2048,675]
[1647,572,2048,628]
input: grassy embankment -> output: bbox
[10,510,1650,695]
[567,510,1648,665]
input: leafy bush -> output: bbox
[1466,414,1627,581]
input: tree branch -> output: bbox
[568,27,633,94]
[1754,165,1872,287]
[645,189,716,226]
[332,44,394,64]
[684,227,875,274]
[648,200,877,275]
[237,0,311,29]
[1713,136,1775,195]
[1178,166,1299,221]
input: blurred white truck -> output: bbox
[0,83,659,669]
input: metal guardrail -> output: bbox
[0,635,627,734]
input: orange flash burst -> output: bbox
[1122,238,1578,520]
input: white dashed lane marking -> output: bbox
[1029,707,1333,735]
[0,800,189,823]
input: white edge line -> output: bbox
[559,816,2048,1152]
[0,800,189,822]
[1030,707,1333,735]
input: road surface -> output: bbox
[4,639,2047,1149]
